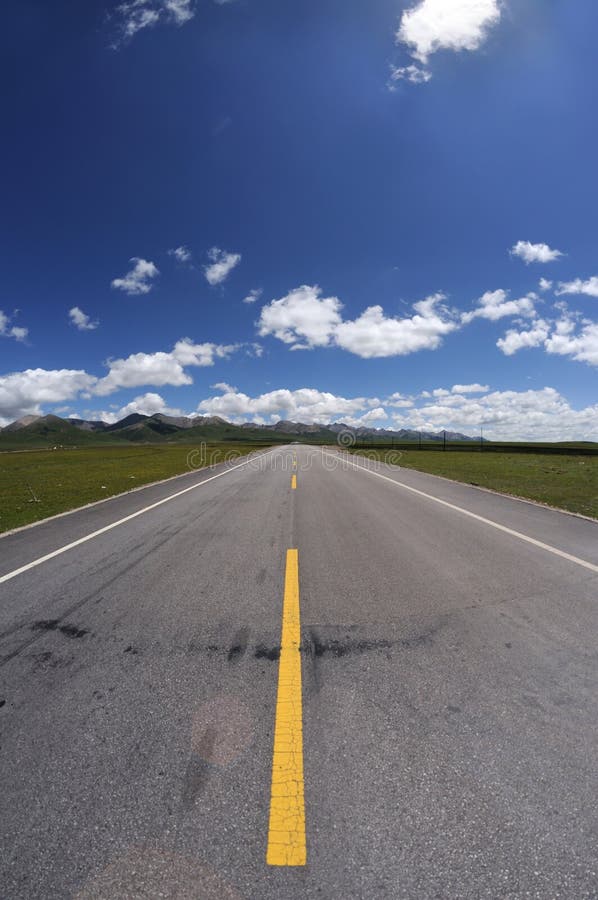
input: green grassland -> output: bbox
[351,449,598,519]
[0,443,265,533]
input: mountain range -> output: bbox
[0,413,480,448]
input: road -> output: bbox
[1,444,598,899]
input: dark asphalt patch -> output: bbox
[227,628,249,663]
[31,620,89,639]
[302,632,393,658]
[254,645,280,661]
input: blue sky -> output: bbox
[1,0,597,439]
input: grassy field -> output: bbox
[0,443,265,533]
[352,449,598,519]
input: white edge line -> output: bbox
[0,452,269,586]
[325,451,598,576]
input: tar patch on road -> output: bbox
[254,645,280,661]
[302,633,393,658]
[227,628,249,662]
[31,620,89,639]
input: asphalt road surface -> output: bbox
[1,445,598,899]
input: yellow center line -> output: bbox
[266,549,306,866]
[291,474,297,490]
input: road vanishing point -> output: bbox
[1,445,598,898]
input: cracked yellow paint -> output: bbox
[266,548,306,866]
[291,474,297,490]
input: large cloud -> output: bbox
[496,311,598,366]
[82,392,187,425]
[258,287,458,358]
[544,317,598,367]
[0,369,97,426]
[555,276,598,298]
[396,0,501,65]
[462,289,537,323]
[335,294,458,358]
[0,339,238,423]
[93,339,238,396]
[258,286,343,349]
[197,386,381,424]
[392,386,598,442]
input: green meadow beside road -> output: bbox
[2,440,597,537]
[0,444,266,534]
[351,448,598,520]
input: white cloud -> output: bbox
[242,288,262,304]
[112,0,194,45]
[171,337,238,366]
[510,241,563,264]
[258,285,343,349]
[539,278,553,292]
[195,383,598,441]
[168,245,192,263]
[116,392,184,419]
[164,0,194,24]
[82,392,188,425]
[197,387,379,424]
[335,293,458,358]
[0,310,28,342]
[0,369,97,426]
[94,351,192,397]
[386,392,414,408]
[544,317,598,366]
[555,276,598,298]
[353,407,388,424]
[391,386,598,442]
[396,0,501,65]
[496,319,550,356]
[495,309,598,367]
[388,64,432,87]
[204,247,241,285]
[111,257,159,295]
[69,306,98,331]
[211,382,237,393]
[258,287,458,358]
[451,383,489,394]
[93,339,237,396]
[0,338,238,424]
[462,289,537,323]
